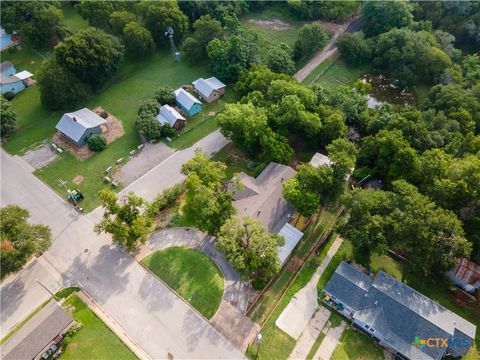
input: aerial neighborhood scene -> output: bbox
[1,1,480,360]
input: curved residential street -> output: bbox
[0,131,243,359]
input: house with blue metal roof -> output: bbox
[174,88,202,117]
[156,104,186,130]
[55,108,106,147]
[0,62,34,95]
[324,261,476,360]
[192,77,226,103]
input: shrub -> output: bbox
[294,24,329,60]
[136,116,162,141]
[3,91,15,100]
[99,110,108,119]
[87,134,107,152]
[161,124,176,138]
[147,183,185,216]
[153,86,175,104]
[138,98,160,118]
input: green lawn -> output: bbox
[62,294,137,360]
[168,88,239,149]
[302,58,372,88]
[62,4,89,34]
[211,142,266,179]
[4,50,212,211]
[141,247,224,319]
[331,328,384,360]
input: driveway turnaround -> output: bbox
[142,228,249,312]
[1,133,243,359]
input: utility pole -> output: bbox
[35,279,58,301]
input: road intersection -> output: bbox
[1,131,242,359]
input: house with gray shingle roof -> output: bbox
[156,104,185,130]
[232,163,304,264]
[192,77,226,103]
[56,108,106,147]
[174,88,202,117]
[324,261,476,360]
[1,299,74,360]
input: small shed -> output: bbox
[174,88,202,117]
[192,77,226,103]
[447,258,480,294]
[309,152,332,168]
[0,74,25,95]
[1,300,74,360]
[56,108,107,147]
[277,223,304,265]
[156,104,186,130]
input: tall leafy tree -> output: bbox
[362,0,414,37]
[95,190,153,251]
[123,22,155,57]
[217,216,283,280]
[341,180,471,274]
[266,44,295,75]
[1,205,51,278]
[136,1,189,46]
[37,58,90,110]
[336,32,372,66]
[0,96,16,138]
[22,4,66,48]
[181,150,234,235]
[54,28,124,90]
[109,10,137,35]
[293,24,329,60]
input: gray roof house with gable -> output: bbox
[325,261,476,360]
[192,77,226,103]
[55,108,106,147]
[1,300,74,360]
[232,162,304,265]
[156,104,186,130]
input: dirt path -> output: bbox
[294,17,363,83]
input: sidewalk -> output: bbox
[275,237,344,339]
[313,320,346,360]
[77,291,151,360]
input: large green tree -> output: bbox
[37,58,90,110]
[95,190,153,251]
[341,180,471,274]
[357,129,419,183]
[0,96,16,138]
[181,150,234,235]
[109,10,137,35]
[266,44,295,75]
[293,24,329,60]
[207,30,258,82]
[362,0,414,37]
[54,28,124,90]
[136,1,189,46]
[22,4,66,48]
[217,216,283,280]
[1,205,51,278]
[123,22,155,57]
[336,32,372,66]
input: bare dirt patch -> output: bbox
[53,107,124,161]
[313,20,343,33]
[21,143,57,169]
[248,18,293,30]
[72,175,85,185]
[286,256,304,272]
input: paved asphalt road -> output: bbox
[1,130,242,359]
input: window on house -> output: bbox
[369,328,375,333]
[364,325,370,330]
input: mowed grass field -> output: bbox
[141,247,224,319]
[62,294,137,360]
[302,57,372,88]
[2,7,239,212]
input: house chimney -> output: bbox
[73,116,77,122]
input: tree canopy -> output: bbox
[1,205,51,278]
[0,96,17,138]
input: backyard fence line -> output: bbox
[246,207,345,325]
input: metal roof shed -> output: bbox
[277,223,304,264]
